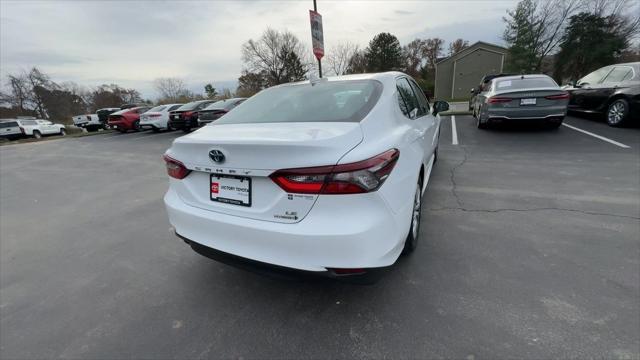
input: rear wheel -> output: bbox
[59,128,66,136]
[402,176,423,255]
[477,115,489,129]
[547,117,563,129]
[607,99,629,127]
[33,130,42,139]
[133,121,141,131]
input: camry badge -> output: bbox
[209,150,225,163]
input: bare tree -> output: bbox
[583,0,640,39]
[403,39,425,78]
[448,39,470,55]
[241,28,308,86]
[4,73,30,113]
[154,77,189,102]
[422,38,444,70]
[25,67,51,118]
[326,41,360,76]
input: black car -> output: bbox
[469,73,515,111]
[197,98,246,126]
[566,62,640,127]
[168,100,217,132]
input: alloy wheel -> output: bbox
[607,101,625,125]
[411,186,421,240]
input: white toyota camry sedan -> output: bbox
[163,72,449,282]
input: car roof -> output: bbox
[491,74,552,82]
[272,72,407,90]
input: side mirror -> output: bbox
[470,88,475,94]
[409,108,419,119]
[433,101,450,115]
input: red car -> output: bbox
[108,106,151,132]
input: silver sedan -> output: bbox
[472,74,569,129]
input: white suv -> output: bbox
[17,119,66,139]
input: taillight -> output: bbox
[183,111,194,118]
[163,155,190,179]
[545,92,569,100]
[270,149,400,195]
[487,97,512,104]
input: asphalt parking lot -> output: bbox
[1,114,638,359]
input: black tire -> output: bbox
[547,118,563,129]
[477,116,489,129]
[402,175,423,255]
[182,127,191,133]
[33,130,42,139]
[152,127,160,133]
[606,99,629,127]
[118,128,127,133]
[133,120,141,132]
[59,128,66,136]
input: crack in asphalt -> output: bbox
[428,206,640,220]
[449,145,468,207]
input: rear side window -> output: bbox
[495,77,558,90]
[396,78,421,118]
[215,80,383,124]
[168,104,182,111]
[0,121,18,128]
[602,67,633,84]
[408,79,430,115]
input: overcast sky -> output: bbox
[0,0,519,99]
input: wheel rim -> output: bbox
[411,186,421,239]
[34,132,41,138]
[608,101,625,124]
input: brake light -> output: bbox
[545,92,569,100]
[163,155,190,179]
[183,111,194,118]
[270,149,399,194]
[487,97,512,104]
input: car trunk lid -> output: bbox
[166,122,363,223]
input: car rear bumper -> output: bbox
[140,119,165,129]
[485,105,567,121]
[108,120,132,130]
[164,186,408,273]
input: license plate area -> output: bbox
[210,174,251,207]
[520,98,537,106]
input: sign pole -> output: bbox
[313,0,322,78]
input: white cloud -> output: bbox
[1,0,518,99]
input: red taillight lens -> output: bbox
[545,92,569,100]
[163,154,190,179]
[183,111,194,117]
[270,149,400,195]
[487,96,512,104]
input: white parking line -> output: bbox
[451,115,459,145]
[562,123,630,149]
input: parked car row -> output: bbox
[469,61,639,129]
[167,98,246,132]
[0,118,66,140]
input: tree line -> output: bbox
[2,0,637,122]
[502,0,639,82]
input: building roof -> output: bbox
[436,41,507,65]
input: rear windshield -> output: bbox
[215,80,383,125]
[495,77,558,90]
[176,101,209,111]
[147,105,166,112]
[0,121,18,128]
[110,109,130,116]
[202,100,226,110]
